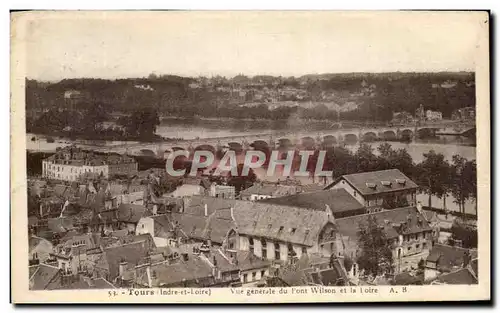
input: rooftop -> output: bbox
[327,169,418,196]
[258,188,364,216]
[232,201,335,246]
[336,206,431,240]
[240,183,299,197]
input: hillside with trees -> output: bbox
[26,72,475,123]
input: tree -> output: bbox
[415,150,450,209]
[354,144,383,173]
[119,107,160,140]
[448,219,477,248]
[81,102,109,132]
[357,215,394,277]
[450,155,476,217]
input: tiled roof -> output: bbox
[236,250,271,271]
[258,188,364,215]
[117,204,147,223]
[336,206,431,240]
[137,256,214,287]
[47,217,74,233]
[435,267,478,285]
[240,183,298,197]
[103,240,151,280]
[426,244,478,271]
[328,169,418,196]
[183,195,236,216]
[232,201,335,246]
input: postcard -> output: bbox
[11,10,490,303]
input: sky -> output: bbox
[19,11,486,81]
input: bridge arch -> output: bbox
[400,129,413,141]
[382,130,397,141]
[301,136,316,149]
[417,128,436,139]
[194,144,216,154]
[227,142,243,153]
[362,132,378,142]
[251,140,269,148]
[344,133,358,143]
[139,149,157,157]
[322,135,337,144]
[278,138,293,149]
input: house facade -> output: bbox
[222,202,343,264]
[335,206,434,277]
[326,169,418,212]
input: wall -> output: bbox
[240,267,268,285]
[42,160,109,182]
[136,217,155,235]
[170,185,205,198]
[330,179,366,206]
[108,162,138,177]
[249,194,273,201]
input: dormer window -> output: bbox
[278,226,284,234]
[396,179,406,185]
[366,183,377,189]
[290,228,297,235]
[381,181,392,187]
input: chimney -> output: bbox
[211,256,221,280]
[204,203,208,217]
[152,204,158,216]
[119,261,127,278]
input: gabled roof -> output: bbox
[102,241,151,280]
[426,244,478,271]
[327,169,418,196]
[232,201,334,246]
[183,195,236,216]
[258,188,364,215]
[336,206,431,240]
[435,267,478,285]
[240,183,299,197]
[136,256,214,287]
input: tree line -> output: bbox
[26,72,475,123]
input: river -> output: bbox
[26,118,477,215]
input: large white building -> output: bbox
[42,146,137,182]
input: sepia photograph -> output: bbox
[10,10,490,303]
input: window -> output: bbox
[274,243,280,260]
[278,226,284,234]
[423,242,427,249]
[261,270,265,278]
[290,228,296,235]
[252,272,256,281]
[261,241,267,258]
[416,244,420,249]
[302,246,307,255]
[408,246,411,251]
[353,264,357,276]
[243,274,248,283]
[249,237,254,254]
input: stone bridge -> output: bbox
[89,125,474,158]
